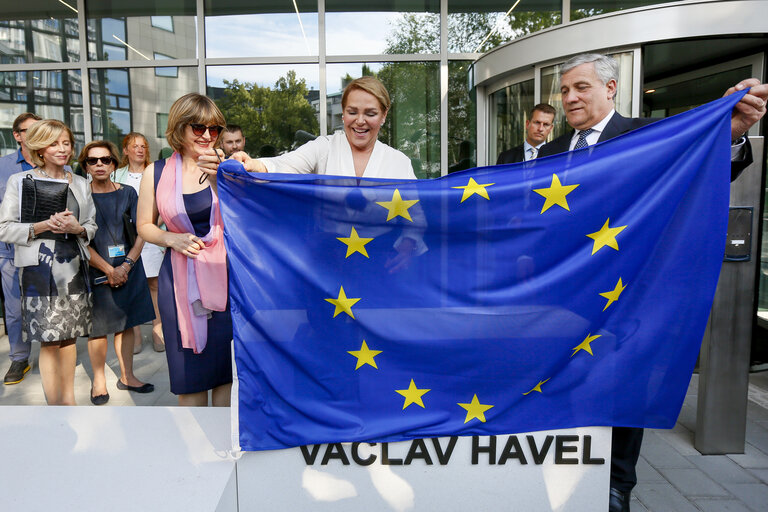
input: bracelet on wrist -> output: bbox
[28,224,35,241]
[124,257,135,267]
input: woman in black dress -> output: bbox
[80,141,155,405]
[137,93,232,407]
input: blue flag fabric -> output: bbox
[220,92,743,451]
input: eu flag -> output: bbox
[219,92,743,451]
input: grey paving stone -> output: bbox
[687,454,760,484]
[640,431,695,469]
[692,498,756,512]
[637,456,666,483]
[633,482,701,512]
[721,482,768,512]
[677,404,698,432]
[748,468,768,484]
[656,429,700,457]
[728,443,768,469]
[745,420,768,454]
[657,467,729,497]
[630,496,649,512]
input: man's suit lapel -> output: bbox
[597,113,635,143]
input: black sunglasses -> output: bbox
[189,123,223,138]
[85,156,117,166]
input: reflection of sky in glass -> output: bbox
[104,69,129,96]
[325,13,399,55]
[326,63,384,94]
[109,110,131,134]
[206,64,319,91]
[205,14,319,58]
[101,18,125,41]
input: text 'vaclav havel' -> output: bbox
[301,435,606,466]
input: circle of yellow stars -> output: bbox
[322,171,634,424]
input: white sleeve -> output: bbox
[260,137,329,174]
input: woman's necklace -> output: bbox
[36,167,69,181]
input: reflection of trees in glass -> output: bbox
[216,70,319,156]
[448,11,562,53]
[570,9,606,22]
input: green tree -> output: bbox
[216,70,319,156]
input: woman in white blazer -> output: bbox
[0,119,96,405]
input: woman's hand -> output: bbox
[106,264,128,287]
[231,152,268,173]
[197,148,225,177]
[385,237,416,274]
[164,232,204,258]
[50,210,84,235]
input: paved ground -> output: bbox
[1,326,767,511]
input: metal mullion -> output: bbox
[325,54,441,63]
[205,56,319,66]
[319,0,327,136]
[440,0,448,176]
[0,62,82,72]
[77,0,92,142]
[83,59,200,69]
[197,0,206,94]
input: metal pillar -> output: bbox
[695,137,764,454]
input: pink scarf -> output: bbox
[156,153,227,354]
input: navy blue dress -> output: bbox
[90,187,154,337]
[155,163,233,395]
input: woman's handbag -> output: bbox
[19,174,69,240]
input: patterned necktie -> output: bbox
[528,147,537,160]
[574,128,594,150]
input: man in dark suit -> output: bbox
[538,53,768,512]
[497,103,556,164]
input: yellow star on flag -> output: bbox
[337,227,373,258]
[600,278,627,311]
[457,394,494,423]
[451,177,495,203]
[375,189,419,221]
[523,378,551,395]
[324,285,360,319]
[586,218,627,255]
[348,340,382,370]
[395,379,430,409]
[571,333,602,357]
[533,174,580,213]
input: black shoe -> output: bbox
[609,487,630,512]
[90,388,110,406]
[4,360,30,385]
[116,380,154,393]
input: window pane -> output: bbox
[448,61,476,174]
[489,79,534,164]
[0,69,83,157]
[205,1,319,58]
[86,2,197,61]
[325,1,439,55]
[89,67,199,156]
[327,62,440,179]
[207,65,320,157]
[448,0,560,53]
[571,0,679,21]
[0,5,80,63]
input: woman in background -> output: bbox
[81,140,155,405]
[0,120,96,405]
[136,93,232,407]
[114,132,165,353]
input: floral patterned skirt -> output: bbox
[19,238,92,343]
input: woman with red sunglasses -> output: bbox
[136,93,232,407]
[79,140,155,405]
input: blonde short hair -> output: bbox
[25,119,75,168]
[165,93,226,154]
[341,77,391,113]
